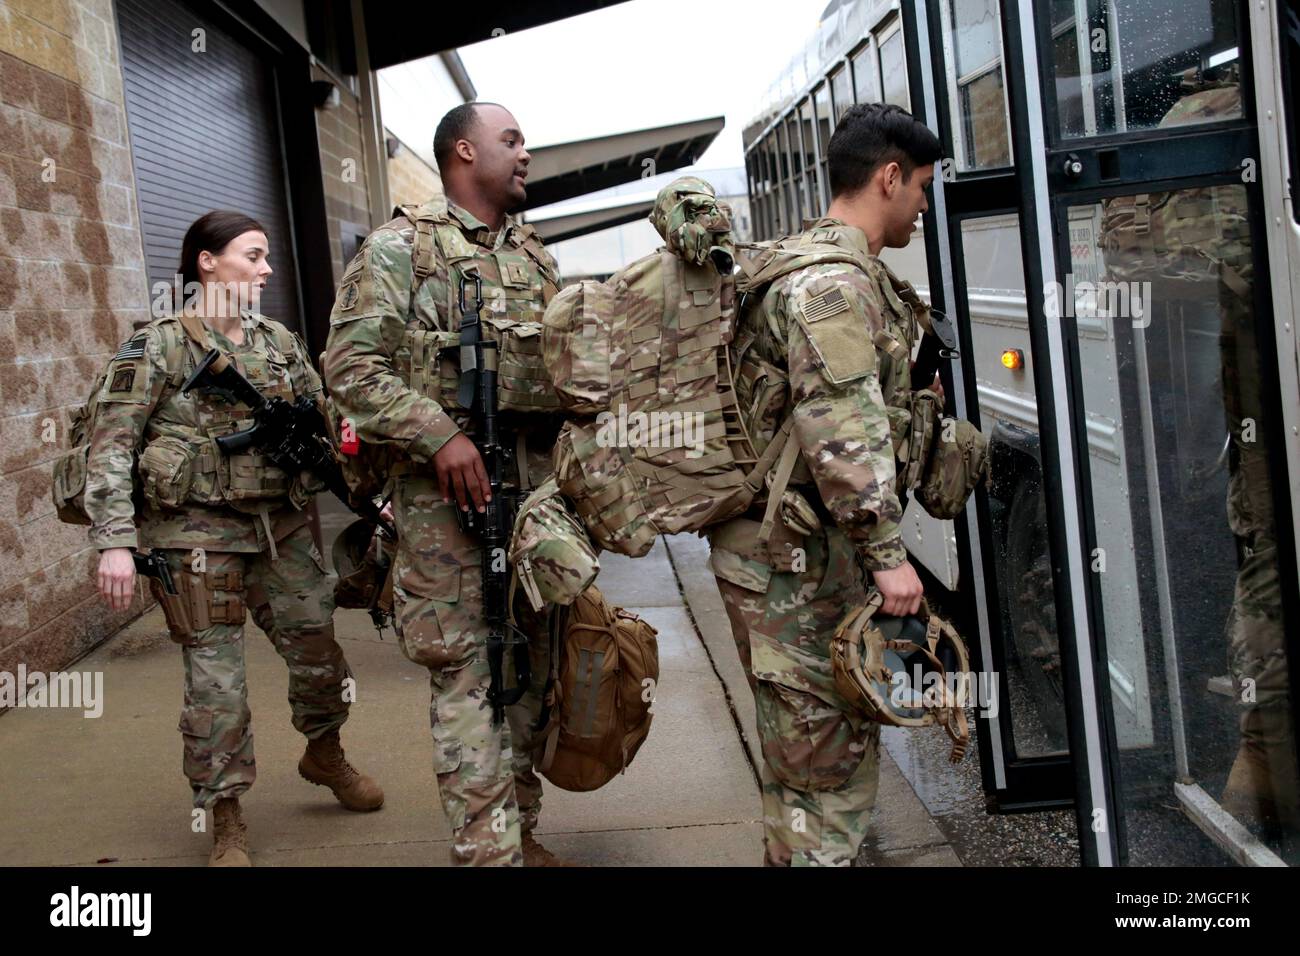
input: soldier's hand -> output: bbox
[874,560,924,617]
[924,372,945,405]
[98,548,137,611]
[433,432,491,513]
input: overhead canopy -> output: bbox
[520,116,725,210]
[527,196,656,244]
[363,1,630,70]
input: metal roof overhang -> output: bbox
[362,1,630,70]
[519,116,724,210]
[527,196,655,244]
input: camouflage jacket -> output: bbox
[742,217,916,571]
[85,311,322,552]
[322,199,562,469]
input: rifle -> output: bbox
[133,548,176,594]
[181,349,397,540]
[911,306,960,398]
[454,272,531,725]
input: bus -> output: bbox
[743,0,1300,866]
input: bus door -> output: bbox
[904,0,1079,819]
[1006,0,1300,864]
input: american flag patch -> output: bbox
[800,288,848,323]
[112,339,146,361]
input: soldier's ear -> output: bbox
[455,138,475,164]
[198,250,217,274]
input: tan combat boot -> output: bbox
[1221,708,1299,828]
[521,831,577,867]
[298,730,385,811]
[209,797,251,867]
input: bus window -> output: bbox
[815,81,833,205]
[878,21,910,109]
[945,0,1013,171]
[800,96,822,214]
[852,41,880,105]
[1051,0,1242,140]
[831,64,852,123]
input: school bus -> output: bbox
[743,0,1300,866]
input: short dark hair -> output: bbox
[433,101,504,171]
[827,103,943,198]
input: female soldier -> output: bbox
[87,211,383,866]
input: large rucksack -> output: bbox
[532,583,660,792]
[540,178,877,557]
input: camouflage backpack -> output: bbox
[541,176,876,557]
[508,476,600,610]
[52,318,192,525]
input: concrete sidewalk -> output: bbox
[0,532,959,867]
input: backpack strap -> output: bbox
[176,311,231,374]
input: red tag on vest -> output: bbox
[339,417,359,456]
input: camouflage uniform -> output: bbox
[85,311,351,809]
[323,200,562,866]
[709,218,919,865]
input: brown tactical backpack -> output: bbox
[533,584,660,792]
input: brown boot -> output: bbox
[298,730,384,811]
[209,798,251,867]
[1221,708,1299,827]
[522,831,577,867]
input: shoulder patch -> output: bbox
[339,280,360,311]
[113,338,146,362]
[800,288,848,323]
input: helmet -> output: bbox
[332,517,392,621]
[831,591,972,763]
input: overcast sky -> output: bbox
[457,0,829,169]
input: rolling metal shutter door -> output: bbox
[116,0,301,332]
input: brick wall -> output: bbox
[0,0,154,680]
[312,61,374,287]
[386,133,442,210]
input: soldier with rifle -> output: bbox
[86,211,385,867]
[323,103,568,867]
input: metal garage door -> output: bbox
[116,0,301,331]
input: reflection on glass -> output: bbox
[831,66,852,122]
[959,215,1068,759]
[880,29,909,108]
[800,97,821,214]
[1051,0,1242,139]
[852,44,879,105]
[948,0,1012,171]
[1073,176,1299,863]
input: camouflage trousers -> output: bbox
[710,518,881,866]
[1224,441,1297,814]
[391,475,549,867]
[151,523,350,809]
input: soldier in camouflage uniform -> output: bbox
[1100,67,1297,830]
[708,104,948,865]
[88,211,383,867]
[323,103,567,867]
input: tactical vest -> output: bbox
[394,201,561,415]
